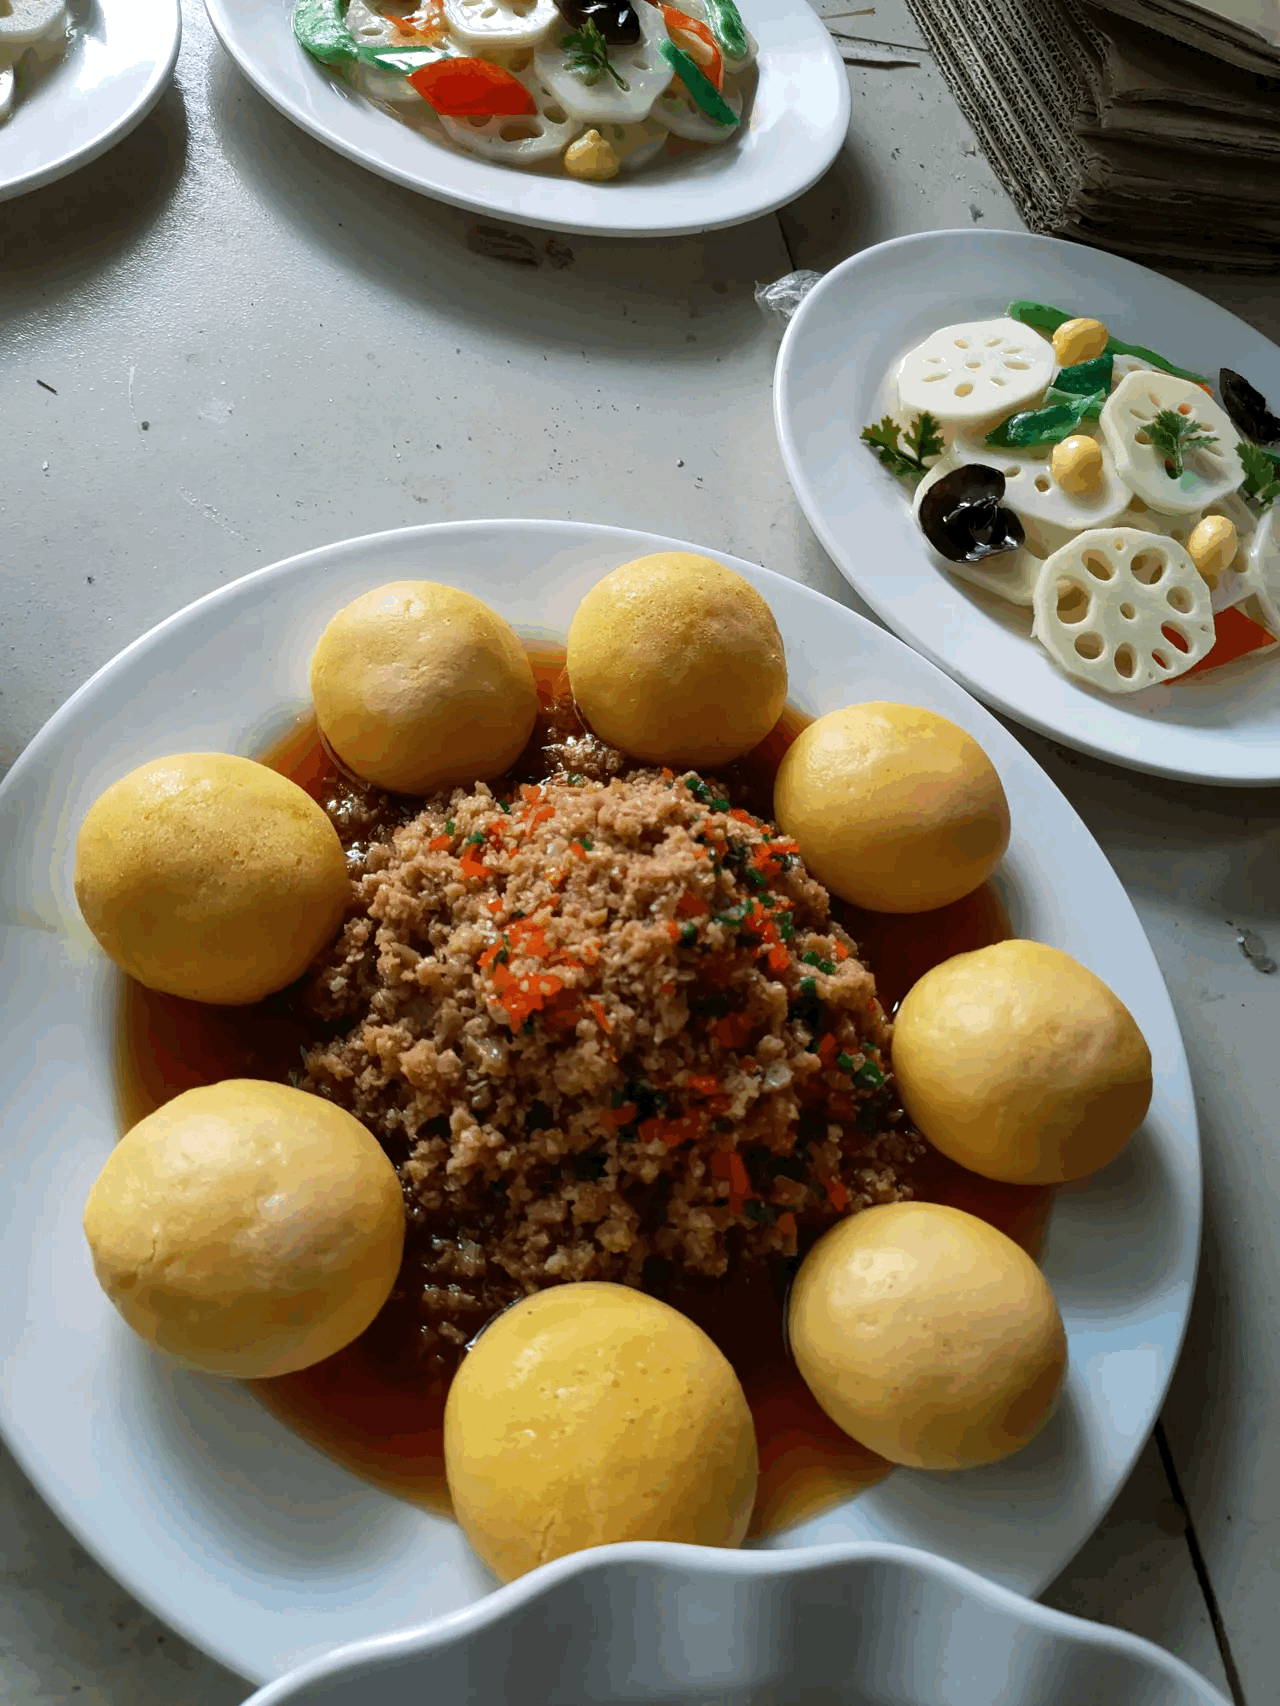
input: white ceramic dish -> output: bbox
[0,0,181,202]
[0,520,1198,1685]
[238,1542,1232,1706]
[773,227,1280,787]
[200,0,849,237]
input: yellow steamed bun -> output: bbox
[83,1080,405,1379]
[773,703,1010,913]
[310,581,538,794]
[74,753,350,1005]
[444,1282,758,1581]
[891,940,1152,1185]
[788,1202,1067,1470]
[566,553,787,767]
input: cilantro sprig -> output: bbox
[561,20,629,89]
[1146,408,1219,480]
[861,412,944,482]
[1239,442,1280,509]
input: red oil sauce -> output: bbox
[113,644,1052,1536]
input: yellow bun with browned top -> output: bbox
[773,703,1010,913]
[788,1202,1067,1470]
[310,581,538,794]
[566,554,787,767]
[83,1080,405,1379]
[444,1282,758,1581]
[892,940,1152,1185]
[74,752,350,1005]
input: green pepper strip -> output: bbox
[659,39,738,125]
[360,43,451,71]
[704,0,748,61]
[985,386,1105,449]
[1006,300,1210,388]
[292,0,357,66]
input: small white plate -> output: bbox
[774,228,1280,787]
[0,0,181,203]
[0,520,1199,1684]
[200,0,849,237]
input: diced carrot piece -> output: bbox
[817,1033,838,1063]
[676,891,710,918]
[687,1074,720,1097]
[600,1104,637,1128]
[590,999,612,1034]
[776,1211,797,1239]
[767,946,790,974]
[427,834,451,852]
[824,1178,848,1212]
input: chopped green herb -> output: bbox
[680,922,699,946]
[801,951,836,974]
[499,799,511,814]
[854,1059,885,1089]
[578,836,593,852]
[685,775,712,802]
[466,830,487,846]
[445,820,455,835]
[561,19,630,88]
[712,797,730,812]
[861,412,944,482]
[745,868,767,891]
[800,976,817,998]
[777,911,795,942]
[1147,408,1219,479]
[1239,442,1280,508]
[836,1051,856,1074]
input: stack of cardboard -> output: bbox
[904,0,1280,271]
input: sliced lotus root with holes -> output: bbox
[1122,493,1256,614]
[950,428,1130,536]
[445,0,559,49]
[1100,371,1241,516]
[896,318,1056,425]
[1239,505,1280,637]
[439,68,583,160]
[1031,528,1216,694]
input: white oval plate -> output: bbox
[200,0,849,237]
[0,520,1199,1685]
[774,228,1280,787]
[0,0,181,202]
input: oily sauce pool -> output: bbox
[113,645,1053,1537]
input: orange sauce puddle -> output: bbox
[113,644,1053,1536]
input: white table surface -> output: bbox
[2,4,1276,1702]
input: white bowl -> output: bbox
[239,1541,1231,1706]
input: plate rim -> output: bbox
[0,0,183,202]
[773,225,1280,788]
[198,0,851,238]
[0,516,1202,1682]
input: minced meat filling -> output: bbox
[300,766,922,1372]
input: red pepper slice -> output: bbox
[659,4,724,89]
[408,57,537,117]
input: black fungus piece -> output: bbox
[553,0,641,44]
[917,465,1025,564]
[1220,368,1280,446]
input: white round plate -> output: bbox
[0,0,181,202]
[200,0,849,237]
[0,520,1198,1685]
[774,228,1280,787]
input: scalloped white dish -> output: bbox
[774,228,1280,786]
[0,520,1198,1684]
[200,0,849,236]
[240,1543,1232,1706]
[0,0,181,202]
